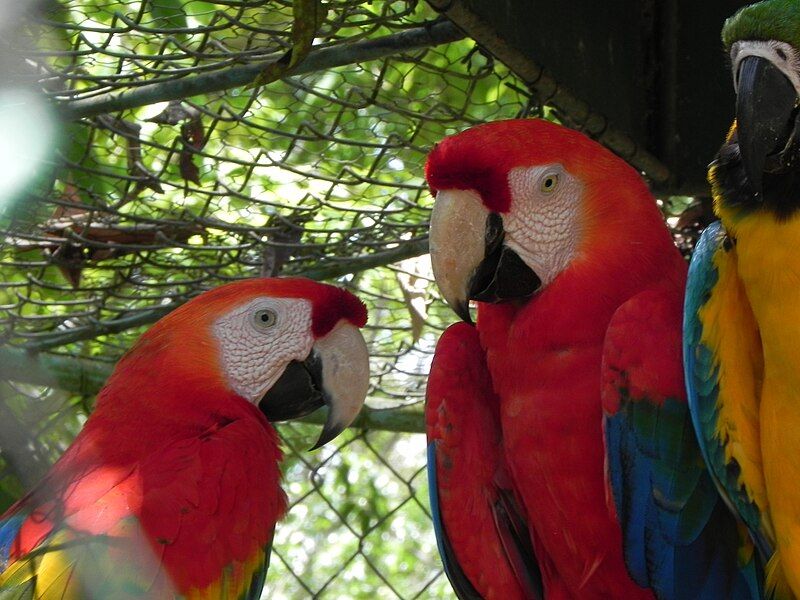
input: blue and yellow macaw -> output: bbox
[685,2,800,598]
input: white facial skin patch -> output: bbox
[213,297,314,402]
[503,164,583,287]
[731,40,800,97]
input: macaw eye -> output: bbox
[252,308,278,330]
[540,173,559,194]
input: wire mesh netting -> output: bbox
[0,1,541,597]
[0,1,712,598]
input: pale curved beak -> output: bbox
[429,189,541,323]
[429,189,489,323]
[258,321,369,449]
[309,322,370,449]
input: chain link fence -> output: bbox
[0,1,710,597]
[0,1,538,597]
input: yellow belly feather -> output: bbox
[723,208,800,598]
[699,242,770,530]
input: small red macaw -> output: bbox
[424,119,761,599]
[0,277,369,599]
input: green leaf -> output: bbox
[0,479,21,513]
[252,0,325,86]
[183,1,216,26]
[148,0,187,30]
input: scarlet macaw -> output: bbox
[427,322,542,599]
[425,119,760,599]
[0,277,369,598]
[685,1,800,597]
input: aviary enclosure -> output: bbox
[0,1,727,597]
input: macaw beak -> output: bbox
[259,322,369,449]
[429,189,541,324]
[735,54,800,194]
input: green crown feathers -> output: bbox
[723,0,800,50]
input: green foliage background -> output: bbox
[0,1,537,597]
[0,2,704,597]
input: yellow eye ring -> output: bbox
[540,173,559,193]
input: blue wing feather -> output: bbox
[605,391,762,600]
[426,442,482,600]
[683,221,771,560]
[604,285,762,599]
[684,222,725,491]
[0,514,25,569]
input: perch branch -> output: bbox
[20,238,428,352]
[59,21,465,121]
[0,347,426,434]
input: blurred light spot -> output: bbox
[387,158,404,171]
[0,88,56,210]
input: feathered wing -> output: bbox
[603,284,762,600]
[0,416,283,599]
[426,442,481,600]
[426,323,542,600]
[683,221,773,560]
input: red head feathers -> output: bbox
[425,118,639,214]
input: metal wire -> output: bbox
[0,2,707,597]
[0,1,537,597]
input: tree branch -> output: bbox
[0,385,51,488]
[20,238,428,352]
[0,348,110,395]
[0,347,425,434]
[59,20,464,121]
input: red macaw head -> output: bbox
[112,277,369,448]
[426,118,662,321]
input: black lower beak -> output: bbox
[467,213,541,307]
[258,351,348,450]
[736,55,799,194]
[259,351,326,422]
[452,300,472,324]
